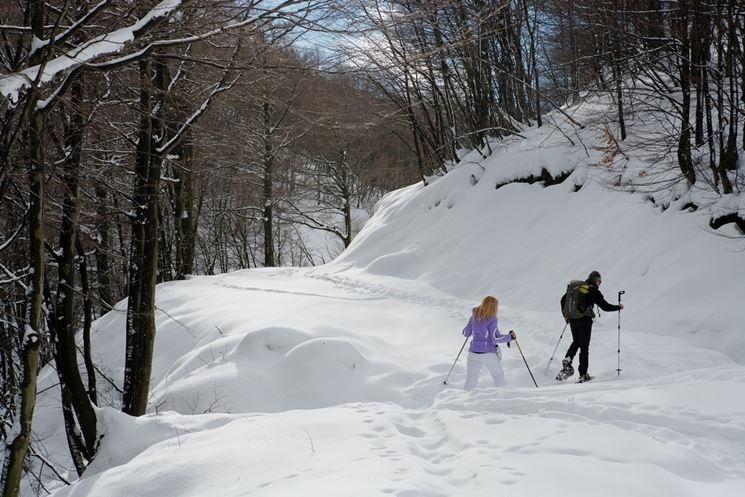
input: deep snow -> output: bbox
[39,269,745,497]
[27,95,745,497]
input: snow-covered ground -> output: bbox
[38,269,745,497]
[32,97,745,496]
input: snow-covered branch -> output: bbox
[156,40,242,156]
[0,0,185,103]
[0,218,26,253]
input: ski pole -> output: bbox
[443,337,469,385]
[513,338,539,388]
[617,290,625,376]
[544,322,569,376]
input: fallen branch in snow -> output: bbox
[494,168,574,190]
[305,431,316,455]
[155,304,199,338]
[710,213,745,235]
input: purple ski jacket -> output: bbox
[462,315,512,353]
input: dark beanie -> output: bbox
[587,271,601,284]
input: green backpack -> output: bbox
[563,280,594,319]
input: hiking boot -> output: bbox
[555,357,575,382]
[577,373,593,383]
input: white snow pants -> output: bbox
[464,351,505,390]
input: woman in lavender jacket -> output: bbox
[462,296,516,390]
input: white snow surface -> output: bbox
[36,99,745,496]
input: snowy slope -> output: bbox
[330,97,745,362]
[32,97,745,497]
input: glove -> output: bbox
[509,330,517,340]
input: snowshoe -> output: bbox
[555,357,574,382]
[577,373,593,383]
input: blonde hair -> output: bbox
[473,295,498,320]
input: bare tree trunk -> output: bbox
[692,3,705,147]
[719,0,738,192]
[1,2,45,494]
[704,71,721,189]
[123,57,165,416]
[741,7,745,152]
[403,68,428,183]
[262,100,275,267]
[0,325,41,497]
[431,6,460,158]
[54,75,99,466]
[677,0,696,186]
[94,183,114,311]
[123,59,152,415]
[612,4,627,141]
[340,151,353,248]
[157,203,173,283]
[522,0,542,127]
[614,67,626,141]
[173,131,195,279]
[567,2,580,101]
[76,236,97,406]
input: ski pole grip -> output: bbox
[618,290,625,303]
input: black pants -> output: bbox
[565,317,592,376]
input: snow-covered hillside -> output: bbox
[330,96,745,362]
[34,98,745,497]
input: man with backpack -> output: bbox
[556,271,623,383]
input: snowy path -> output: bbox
[41,268,745,497]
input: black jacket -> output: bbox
[561,284,622,317]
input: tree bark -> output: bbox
[76,236,97,406]
[94,183,113,311]
[719,0,738,190]
[677,0,696,186]
[262,100,275,267]
[612,3,627,141]
[55,74,98,453]
[2,2,46,494]
[340,150,353,248]
[173,131,195,279]
[123,57,165,416]
[1,1,45,494]
[0,326,41,497]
